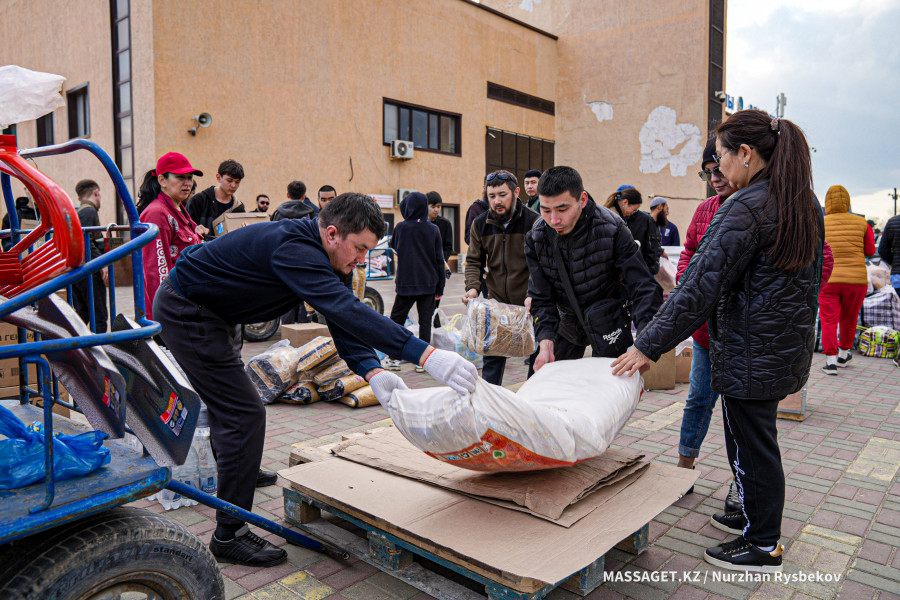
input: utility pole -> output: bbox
[890,187,898,216]
[776,93,786,118]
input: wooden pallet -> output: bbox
[284,485,648,600]
[777,386,807,421]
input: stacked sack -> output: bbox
[858,326,900,359]
[245,336,379,408]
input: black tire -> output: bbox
[363,286,384,314]
[242,319,280,342]
[0,506,224,600]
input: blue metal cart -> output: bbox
[0,136,344,599]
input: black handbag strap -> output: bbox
[552,238,601,355]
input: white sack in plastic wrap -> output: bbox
[0,66,66,128]
[386,357,642,472]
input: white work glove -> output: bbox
[423,348,478,395]
[368,370,408,407]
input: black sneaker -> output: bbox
[257,469,278,487]
[704,537,783,572]
[711,510,747,535]
[836,353,853,368]
[821,363,838,376]
[725,481,741,513]
[210,525,287,567]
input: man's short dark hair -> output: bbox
[318,185,336,197]
[217,159,244,180]
[287,181,306,200]
[75,179,99,200]
[524,169,542,179]
[485,170,517,194]
[319,193,386,239]
[537,166,584,200]
[426,191,442,206]
[256,194,269,203]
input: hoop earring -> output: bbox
[744,161,750,167]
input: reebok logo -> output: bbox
[603,328,622,345]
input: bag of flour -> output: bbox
[386,357,641,471]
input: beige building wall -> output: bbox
[146,0,556,235]
[482,0,714,237]
[0,0,118,225]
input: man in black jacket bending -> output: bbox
[526,166,662,371]
[155,193,477,568]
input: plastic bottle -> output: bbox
[171,445,200,507]
[156,484,182,510]
[194,404,217,495]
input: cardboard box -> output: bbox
[0,385,70,418]
[212,212,269,237]
[282,323,330,348]
[642,348,676,390]
[675,346,692,384]
[0,322,37,387]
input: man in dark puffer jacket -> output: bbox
[526,166,662,371]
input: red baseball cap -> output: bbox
[155,152,203,177]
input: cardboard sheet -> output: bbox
[280,457,698,586]
[331,427,646,524]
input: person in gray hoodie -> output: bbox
[386,192,445,369]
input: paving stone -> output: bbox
[835,580,878,600]
[364,571,421,600]
[845,567,900,595]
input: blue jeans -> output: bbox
[678,341,720,458]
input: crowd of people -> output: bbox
[29,107,895,574]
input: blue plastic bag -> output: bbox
[0,405,111,490]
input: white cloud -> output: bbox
[726,1,900,219]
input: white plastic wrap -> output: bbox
[431,310,483,368]
[0,66,66,128]
[386,357,642,472]
[462,298,535,357]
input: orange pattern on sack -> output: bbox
[425,428,576,472]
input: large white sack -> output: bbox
[0,66,66,128]
[387,357,642,472]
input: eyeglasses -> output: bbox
[485,171,514,183]
[698,167,724,182]
[711,148,735,165]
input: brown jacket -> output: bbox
[824,185,874,285]
[464,200,539,305]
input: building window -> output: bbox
[383,99,460,155]
[111,0,135,223]
[1,125,15,136]
[487,82,555,116]
[485,127,554,187]
[67,84,90,139]
[36,114,54,146]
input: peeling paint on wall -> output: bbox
[639,106,703,177]
[518,0,542,11]
[585,100,613,122]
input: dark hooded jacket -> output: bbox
[635,177,825,401]
[879,214,900,278]
[464,197,489,245]
[271,199,315,221]
[390,192,445,297]
[526,198,662,347]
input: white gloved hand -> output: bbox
[423,348,478,395]
[368,370,408,407]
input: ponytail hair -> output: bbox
[603,187,643,217]
[715,109,820,273]
[137,169,161,215]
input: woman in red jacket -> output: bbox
[137,152,206,319]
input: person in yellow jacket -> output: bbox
[820,185,876,375]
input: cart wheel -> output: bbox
[363,286,384,314]
[242,319,280,342]
[0,506,224,600]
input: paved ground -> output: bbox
[124,276,900,600]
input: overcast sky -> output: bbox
[726,0,900,223]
